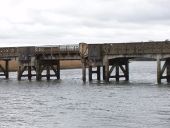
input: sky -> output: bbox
[0,0,170,46]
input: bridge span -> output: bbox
[0,45,79,80]
[80,41,170,84]
[0,41,170,84]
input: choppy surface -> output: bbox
[0,62,170,128]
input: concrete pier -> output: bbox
[1,41,170,84]
[103,58,129,82]
[17,65,36,80]
[36,59,60,80]
[79,41,170,84]
[88,66,101,81]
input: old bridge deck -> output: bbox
[0,41,170,83]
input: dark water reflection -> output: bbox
[0,62,170,128]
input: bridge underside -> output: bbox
[81,55,170,84]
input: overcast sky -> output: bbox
[0,0,170,46]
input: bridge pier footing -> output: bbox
[104,58,129,83]
[36,59,60,81]
[157,58,170,84]
[17,64,36,81]
[88,66,101,81]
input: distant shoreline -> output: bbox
[0,60,82,72]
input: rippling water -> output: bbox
[0,62,170,128]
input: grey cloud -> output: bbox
[0,0,170,45]
[5,0,170,25]
[54,0,170,24]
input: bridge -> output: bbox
[0,45,79,80]
[0,41,170,84]
[80,41,170,84]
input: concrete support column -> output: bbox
[157,57,161,84]
[28,66,32,80]
[46,66,50,80]
[104,57,109,82]
[88,66,101,81]
[116,65,119,82]
[125,61,129,81]
[57,60,60,80]
[103,66,105,80]
[17,65,21,81]
[166,59,170,83]
[5,60,9,79]
[36,61,42,81]
[97,66,101,81]
[89,66,92,81]
[82,59,86,82]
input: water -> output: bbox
[0,62,170,128]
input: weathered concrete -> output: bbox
[0,45,79,80]
[79,41,170,84]
[1,41,170,84]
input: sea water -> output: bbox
[0,61,170,128]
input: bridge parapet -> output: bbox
[102,41,170,55]
[35,46,59,55]
[59,45,79,52]
[35,45,79,55]
[17,47,35,62]
[0,47,17,58]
